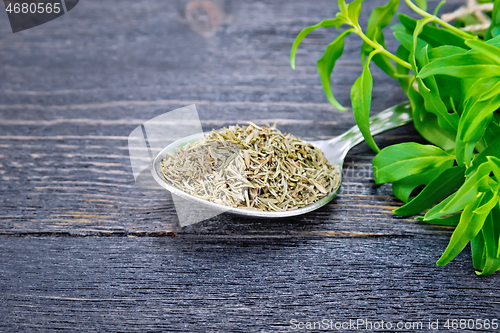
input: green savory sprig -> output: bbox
[292,0,500,275]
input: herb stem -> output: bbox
[393,73,413,79]
[354,26,413,70]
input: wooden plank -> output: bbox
[0,236,498,332]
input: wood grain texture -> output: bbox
[1,0,498,331]
[1,236,499,332]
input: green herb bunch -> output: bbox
[291,0,500,275]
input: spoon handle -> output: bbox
[319,101,413,165]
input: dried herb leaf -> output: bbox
[161,124,340,212]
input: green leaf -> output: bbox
[425,162,492,220]
[437,191,494,266]
[495,205,500,259]
[413,0,427,11]
[468,134,500,176]
[473,190,498,215]
[463,76,500,108]
[427,45,467,61]
[476,209,500,275]
[393,30,428,65]
[407,84,456,150]
[418,53,500,79]
[364,0,399,44]
[494,111,500,124]
[398,14,469,49]
[317,29,354,111]
[435,75,462,116]
[456,79,500,166]
[351,54,378,152]
[391,23,407,36]
[338,0,348,16]
[394,166,466,217]
[415,213,460,226]
[416,46,459,135]
[423,192,458,220]
[465,39,500,65]
[361,0,399,76]
[392,162,452,203]
[460,77,476,111]
[290,17,346,70]
[478,81,500,102]
[471,231,486,270]
[396,45,410,92]
[373,142,453,184]
[486,0,500,40]
[488,156,500,182]
[482,120,500,152]
[488,34,500,49]
[347,0,364,27]
[495,205,500,258]
[493,27,500,39]
[411,18,433,76]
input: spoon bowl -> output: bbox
[151,102,412,218]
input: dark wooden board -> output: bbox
[1,0,498,331]
[1,236,499,332]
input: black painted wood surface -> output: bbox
[0,0,498,332]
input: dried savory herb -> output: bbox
[161,123,340,211]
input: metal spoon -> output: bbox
[150,102,412,218]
